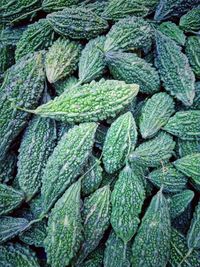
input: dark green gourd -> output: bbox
[187,201,200,249]
[185,36,200,79]
[42,0,79,13]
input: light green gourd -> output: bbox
[187,201,200,249]
[178,139,200,157]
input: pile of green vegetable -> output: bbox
[0,0,200,266]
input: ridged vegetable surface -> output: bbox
[187,201,200,249]
[164,110,200,140]
[104,16,152,53]
[193,82,200,110]
[0,151,16,183]
[154,0,200,21]
[16,116,57,201]
[111,164,145,243]
[178,139,200,157]
[129,131,175,167]
[76,185,110,264]
[185,36,200,78]
[0,216,29,243]
[78,36,106,84]
[104,231,131,267]
[103,112,137,174]
[82,246,104,267]
[25,79,139,123]
[47,7,109,40]
[42,0,79,12]
[139,92,175,139]
[155,31,195,106]
[45,37,82,83]
[0,183,24,215]
[15,19,55,61]
[54,76,78,96]
[41,122,97,214]
[148,164,187,193]
[179,6,200,32]
[169,228,200,267]
[0,242,40,267]
[0,52,45,161]
[44,180,82,267]
[131,190,171,267]
[106,51,160,95]
[168,190,194,219]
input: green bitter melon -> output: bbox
[185,36,200,79]
[187,201,200,249]
[179,5,200,32]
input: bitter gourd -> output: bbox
[185,36,200,79]
[0,183,24,215]
[168,190,194,219]
[104,16,152,53]
[129,131,175,168]
[0,216,29,243]
[78,36,106,84]
[139,92,175,139]
[102,0,149,21]
[76,185,110,264]
[41,122,97,214]
[81,155,103,197]
[111,164,145,243]
[187,201,200,249]
[169,228,200,267]
[0,51,45,161]
[103,112,137,174]
[178,139,200,157]
[45,180,82,267]
[154,0,200,21]
[158,22,186,46]
[173,153,200,188]
[172,205,193,236]
[15,19,55,61]
[47,7,109,40]
[106,51,160,95]
[104,231,131,267]
[193,82,200,110]
[179,6,200,32]
[80,1,108,17]
[82,246,104,267]
[164,110,200,140]
[0,242,40,267]
[131,189,171,267]
[24,79,139,123]
[54,76,78,96]
[155,31,195,106]
[148,164,187,193]
[0,0,41,25]
[45,37,82,83]
[0,151,16,183]
[42,0,79,13]
[16,115,57,201]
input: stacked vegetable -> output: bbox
[0,0,200,266]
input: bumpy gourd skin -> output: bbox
[42,0,79,12]
[111,164,145,243]
[16,116,57,201]
[185,36,200,79]
[15,19,55,61]
[41,122,97,214]
[0,151,16,183]
[0,0,41,25]
[45,181,83,267]
[168,190,194,219]
[0,216,29,243]
[54,75,78,96]
[104,231,131,267]
[148,164,187,193]
[47,7,109,40]
[131,190,171,267]
[104,16,152,53]
[103,112,137,174]
[158,21,186,46]
[164,110,200,140]
[45,37,82,83]
[129,131,175,167]
[28,79,139,123]
[155,31,195,106]
[187,201,200,249]
[0,183,24,216]
[178,139,200,157]
[0,242,40,267]
[106,51,160,95]
[76,186,110,264]
[82,246,104,267]
[179,6,200,32]
[169,228,200,266]
[173,153,200,186]
[193,82,200,110]
[0,51,45,161]
[139,92,175,139]
[154,0,200,21]
[78,36,106,84]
